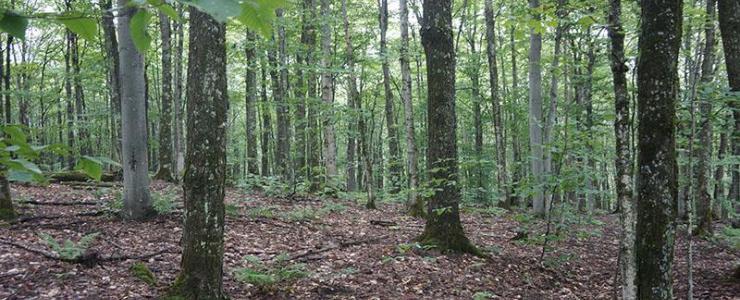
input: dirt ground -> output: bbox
[0,182,737,299]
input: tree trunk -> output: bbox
[635,0,682,298]
[275,9,292,181]
[71,20,90,156]
[117,0,153,220]
[3,32,11,124]
[713,131,727,219]
[0,173,13,221]
[608,0,636,297]
[296,0,315,182]
[717,0,740,226]
[400,0,422,216]
[64,19,75,169]
[528,0,546,216]
[320,0,338,184]
[543,0,566,212]
[100,0,121,166]
[245,31,259,176]
[260,58,273,177]
[417,0,478,254]
[173,3,185,177]
[694,0,717,236]
[170,7,227,299]
[342,0,358,192]
[154,12,175,182]
[379,0,402,194]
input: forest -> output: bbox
[0,0,738,298]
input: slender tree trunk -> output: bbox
[71,22,90,156]
[379,0,402,194]
[484,0,509,209]
[260,57,273,177]
[170,7,227,299]
[713,131,727,219]
[305,1,321,192]
[100,0,121,166]
[342,0,358,192]
[154,12,175,182]
[245,31,259,176]
[320,0,338,184]
[635,0,682,298]
[173,3,185,177]
[0,173,12,221]
[4,32,11,124]
[528,0,546,216]
[543,0,566,211]
[117,0,153,220]
[464,6,484,203]
[417,0,478,254]
[64,21,76,168]
[608,0,636,297]
[295,0,315,182]
[400,0,422,216]
[695,0,717,236]
[717,0,740,226]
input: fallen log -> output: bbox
[0,239,174,267]
[370,220,397,227]
[49,171,121,183]
[8,210,109,225]
[17,200,101,206]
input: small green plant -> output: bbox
[542,253,575,269]
[319,202,347,214]
[130,262,157,286]
[720,226,740,249]
[234,255,309,290]
[152,190,176,214]
[108,190,124,212]
[282,207,320,222]
[93,187,110,199]
[225,203,241,217]
[39,232,99,260]
[513,213,534,224]
[473,291,495,300]
[246,206,278,219]
[396,242,436,255]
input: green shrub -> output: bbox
[282,207,320,222]
[152,190,176,214]
[130,262,157,286]
[319,202,347,214]
[246,206,278,219]
[473,291,494,300]
[720,226,740,249]
[225,203,241,217]
[39,232,99,260]
[234,255,309,290]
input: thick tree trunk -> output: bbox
[528,0,546,216]
[173,4,185,177]
[379,0,402,194]
[100,0,121,166]
[608,0,636,297]
[320,0,338,184]
[170,7,227,299]
[275,9,292,180]
[154,12,175,182]
[117,0,153,220]
[417,0,477,254]
[717,0,740,226]
[400,0,422,216]
[245,31,259,176]
[634,0,682,298]
[694,0,717,236]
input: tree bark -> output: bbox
[342,0,358,192]
[275,9,292,181]
[635,0,682,298]
[245,31,259,176]
[0,173,13,221]
[400,0,422,216]
[694,0,717,236]
[100,0,121,166]
[379,0,402,194]
[173,3,185,177]
[608,0,636,297]
[528,0,546,216]
[417,0,478,254]
[543,0,566,211]
[717,0,740,226]
[260,57,273,177]
[170,7,227,299]
[320,0,338,184]
[154,12,175,182]
[116,0,153,220]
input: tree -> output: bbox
[379,0,401,194]
[170,6,228,299]
[320,0,338,185]
[245,31,259,176]
[717,0,740,224]
[634,0,682,298]
[694,0,717,236]
[117,0,153,220]
[608,0,635,297]
[100,0,121,165]
[274,8,291,180]
[343,0,358,192]
[154,12,175,182]
[400,0,422,216]
[417,0,478,255]
[484,0,509,209]
[528,0,546,216]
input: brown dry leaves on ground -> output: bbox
[0,182,738,299]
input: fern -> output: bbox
[39,232,100,260]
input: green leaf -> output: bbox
[577,16,595,29]
[237,0,286,37]
[147,0,181,21]
[75,156,103,181]
[130,9,153,53]
[184,0,241,23]
[56,13,98,41]
[0,9,28,40]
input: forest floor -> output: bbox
[0,181,738,299]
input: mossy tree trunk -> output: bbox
[417,0,477,254]
[170,7,227,300]
[634,0,682,298]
